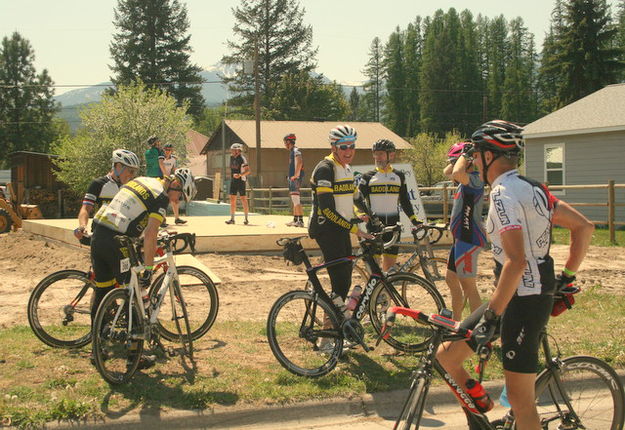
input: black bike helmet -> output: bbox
[471,120,524,155]
[372,139,396,152]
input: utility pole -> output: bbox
[254,38,262,186]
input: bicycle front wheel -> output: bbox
[27,269,93,348]
[151,266,219,341]
[533,355,625,430]
[167,281,194,362]
[267,290,343,378]
[370,273,445,353]
[93,289,144,385]
[394,374,429,430]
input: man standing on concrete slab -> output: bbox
[225,143,251,225]
[283,133,305,227]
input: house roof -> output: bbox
[185,130,208,176]
[201,120,412,153]
[524,83,625,139]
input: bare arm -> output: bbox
[489,228,527,315]
[552,200,594,273]
[443,162,454,179]
[159,159,167,177]
[74,205,93,239]
[451,156,471,185]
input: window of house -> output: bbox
[544,143,565,195]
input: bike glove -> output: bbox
[471,309,499,350]
[139,269,153,288]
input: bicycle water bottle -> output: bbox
[331,293,350,318]
[465,378,494,413]
[345,286,362,311]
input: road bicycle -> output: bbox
[27,232,219,349]
[267,224,446,378]
[92,232,208,384]
[386,283,625,429]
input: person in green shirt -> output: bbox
[145,136,165,178]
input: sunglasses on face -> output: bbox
[336,143,356,150]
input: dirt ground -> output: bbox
[1,230,625,329]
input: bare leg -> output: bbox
[382,254,397,272]
[505,371,541,430]
[294,203,303,216]
[436,340,473,393]
[240,195,249,218]
[171,198,180,219]
[458,276,482,313]
[445,269,465,320]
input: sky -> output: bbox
[0,0,620,96]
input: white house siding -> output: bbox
[525,130,625,224]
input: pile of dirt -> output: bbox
[1,230,624,329]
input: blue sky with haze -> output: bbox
[0,0,619,95]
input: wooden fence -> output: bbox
[249,181,625,243]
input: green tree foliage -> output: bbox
[538,1,566,114]
[347,87,361,121]
[548,0,623,106]
[484,15,508,119]
[406,130,463,186]
[0,32,59,167]
[222,0,317,116]
[403,19,423,137]
[362,37,385,122]
[384,27,407,135]
[109,0,205,118]
[269,71,348,121]
[53,82,191,193]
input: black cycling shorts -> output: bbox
[461,294,553,373]
[229,178,246,196]
[90,225,131,288]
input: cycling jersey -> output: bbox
[486,169,559,296]
[288,146,304,180]
[450,171,487,247]
[308,153,358,238]
[93,177,169,237]
[82,174,120,209]
[145,147,164,177]
[357,165,419,227]
[230,154,248,181]
[162,155,177,176]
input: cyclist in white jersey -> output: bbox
[73,149,139,243]
[436,120,594,430]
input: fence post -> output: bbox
[268,187,273,214]
[442,183,449,224]
[608,179,615,244]
[249,186,254,212]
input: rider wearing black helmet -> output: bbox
[356,139,422,272]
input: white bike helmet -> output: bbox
[230,143,244,151]
[173,168,197,201]
[329,125,357,145]
[111,149,140,169]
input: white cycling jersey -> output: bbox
[486,169,558,296]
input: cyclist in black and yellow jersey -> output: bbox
[309,125,373,305]
[89,168,196,366]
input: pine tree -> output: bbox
[403,19,423,137]
[348,87,361,121]
[222,0,317,116]
[0,32,59,167]
[455,10,482,134]
[553,0,622,106]
[538,1,566,114]
[384,27,407,135]
[484,15,509,119]
[362,37,384,122]
[109,0,205,118]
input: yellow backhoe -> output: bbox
[0,183,43,233]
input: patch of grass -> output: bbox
[2,291,624,428]
[552,226,625,247]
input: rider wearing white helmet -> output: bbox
[74,148,139,241]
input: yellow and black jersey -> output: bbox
[357,166,419,226]
[308,154,359,237]
[93,177,169,237]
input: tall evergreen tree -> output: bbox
[362,37,384,122]
[383,27,407,135]
[403,19,423,137]
[347,87,361,121]
[0,32,58,167]
[109,0,205,118]
[552,0,622,106]
[484,15,509,119]
[455,10,482,134]
[222,0,317,116]
[616,0,625,78]
[538,1,566,114]
[501,18,538,123]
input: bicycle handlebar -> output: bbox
[412,223,448,245]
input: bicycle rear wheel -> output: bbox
[27,269,93,348]
[267,290,343,378]
[394,374,429,430]
[93,289,144,385]
[533,355,625,430]
[151,266,219,341]
[369,273,445,353]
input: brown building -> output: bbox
[200,120,412,188]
